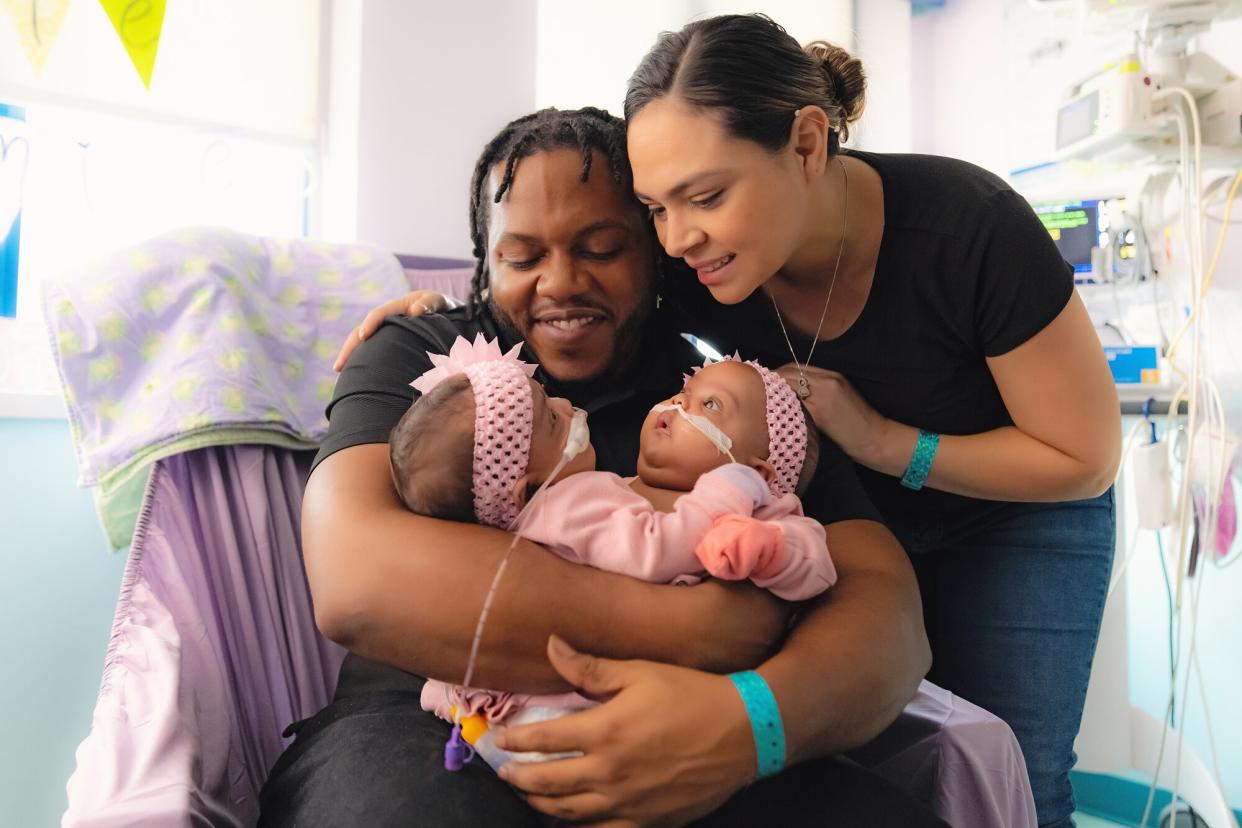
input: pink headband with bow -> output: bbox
[411,334,536,528]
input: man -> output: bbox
[259,108,936,827]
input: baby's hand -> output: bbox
[695,515,786,581]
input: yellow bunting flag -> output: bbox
[98,0,166,88]
[2,0,72,74]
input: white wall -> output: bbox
[854,0,914,153]
[536,1,854,117]
[535,0,698,114]
[909,0,1009,175]
[691,1,852,47]
[330,0,539,258]
[332,2,859,259]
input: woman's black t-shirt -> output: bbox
[665,150,1075,529]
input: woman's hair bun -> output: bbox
[803,40,866,139]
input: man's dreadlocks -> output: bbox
[466,107,633,314]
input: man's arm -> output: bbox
[303,443,788,692]
[758,518,930,759]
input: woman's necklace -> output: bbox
[770,156,849,400]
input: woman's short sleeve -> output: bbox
[972,189,1075,357]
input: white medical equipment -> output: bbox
[1053,1,1242,163]
[1055,55,1164,158]
[1021,3,1242,826]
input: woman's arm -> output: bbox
[792,293,1121,502]
[869,293,1120,501]
[303,443,788,691]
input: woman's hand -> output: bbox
[775,364,912,476]
[496,635,756,827]
[332,290,457,371]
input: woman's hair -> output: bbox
[466,107,636,315]
[794,404,821,498]
[389,375,477,522]
[624,13,866,154]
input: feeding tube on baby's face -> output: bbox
[650,402,736,463]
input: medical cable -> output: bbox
[1104,419,1154,605]
[1155,94,1203,610]
[1117,88,1234,823]
[444,407,591,770]
[1165,169,1240,363]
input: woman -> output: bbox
[341,16,1119,827]
[623,16,1119,828]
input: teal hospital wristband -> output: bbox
[728,671,786,779]
[900,429,940,490]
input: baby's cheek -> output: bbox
[675,433,727,474]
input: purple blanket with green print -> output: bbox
[43,227,408,487]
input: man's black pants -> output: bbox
[259,655,947,827]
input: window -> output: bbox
[0,0,323,404]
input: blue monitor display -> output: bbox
[1032,199,1104,277]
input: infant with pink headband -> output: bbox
[388,333,837,771]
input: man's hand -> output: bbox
[497,636,755,827]
[332,290,457,371]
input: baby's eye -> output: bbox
[704,398,721,412]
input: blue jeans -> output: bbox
[890,488,1115,828]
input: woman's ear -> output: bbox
[751,458,777,486]
[789,105,831,179]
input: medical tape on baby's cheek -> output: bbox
[562,407,590,460]
[650,403,736,462]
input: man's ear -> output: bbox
[751,458,777,485]
[511,473,539,509]
[789,105,831,179]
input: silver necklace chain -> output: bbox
[771,156,849,400]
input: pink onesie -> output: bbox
[422,465,837,723]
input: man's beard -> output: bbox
[487,290,656,393]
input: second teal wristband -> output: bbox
[900,429,940,490]
[728,671,786,779]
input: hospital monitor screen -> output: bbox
[1031,199,1106,278]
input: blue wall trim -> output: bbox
[1072,770,1242,826]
